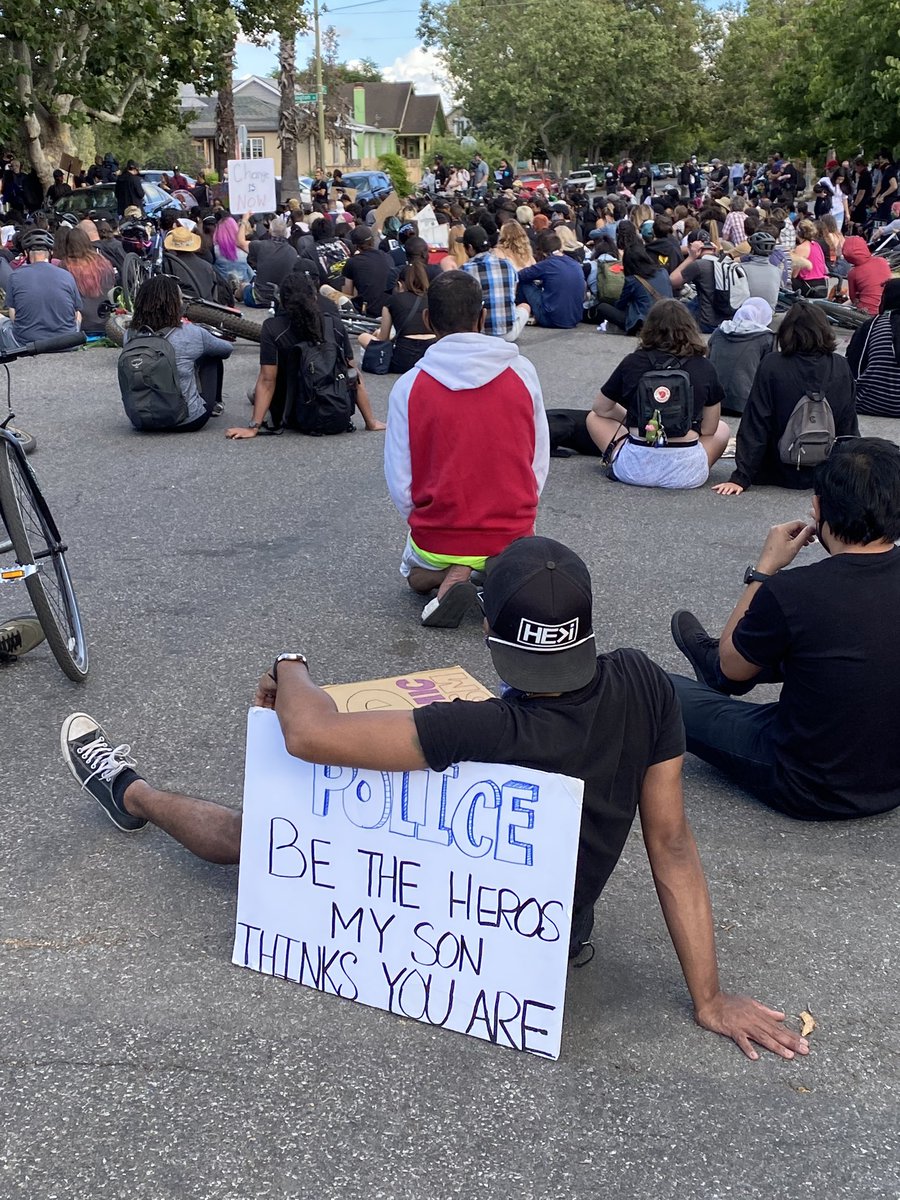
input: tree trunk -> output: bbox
[278,26,299,199]
[215,71,236,178]
[20,110,77,193]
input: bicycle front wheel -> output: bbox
[121,253,147,310]
[0,439,88,681]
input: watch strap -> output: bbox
[744,566,771,585]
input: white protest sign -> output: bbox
[416,202,450,249]
[233,706,584,1059]
[227,157,277,214]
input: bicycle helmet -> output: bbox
[748,230,776,256]
[58,211,79,229]
[21,227,54,254]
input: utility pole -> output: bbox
[314,0,327,171]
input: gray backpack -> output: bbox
[117,329,188,431]
[777,390,835,468]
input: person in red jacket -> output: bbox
[384,271,550,627]
[843,235,891,315]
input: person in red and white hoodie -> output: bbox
[384,270,550,627]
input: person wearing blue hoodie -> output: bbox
[516,230,586,328]
[590,243,673,335]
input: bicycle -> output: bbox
[776,288,870,331]
[0,332,89,681]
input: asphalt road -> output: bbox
[1,318,898,1199]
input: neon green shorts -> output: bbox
[400,535,488,576]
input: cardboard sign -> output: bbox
[372,191,402,230]
[233,689,583,1058]
[59,154,82,179]
[228,157,277,214]
[324,665,492,712]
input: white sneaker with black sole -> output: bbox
[60,713,147,832]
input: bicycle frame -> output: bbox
[0,426,66,564]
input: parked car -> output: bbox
[141,169,197,189]
[53,182,183,219]
[516,171,559,197]
[565,169,596,192]
[650,164,662,180]
[658,162,675,178]
[334,170,392,203]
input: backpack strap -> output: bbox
[636,274,664,302]
[858,315,880,374]
[394,294,425,339]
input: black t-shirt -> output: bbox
[852,170,873,209]
[386,291,429,335]
[732,549,900,817]
[602,350,724,433]
[876,165,898,218]
[342,247,393,315]
[248,238,298,303]
[162,251,218,301]
[413,649,685,916]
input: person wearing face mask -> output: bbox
[670,437,900,822]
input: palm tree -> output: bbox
[278,25,300,198]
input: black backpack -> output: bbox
[633,354,695,445]
[117,330,188,431]
[280,318,354,436]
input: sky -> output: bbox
[234,0,454,107]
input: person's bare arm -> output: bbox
[718,520,816,681]
[226,363,276,438]
[256,661,428,771]
[376,305,393,341]
[236,211,251,253]
[790,248,812,274]
[591,388,626,423]
[699,403,722,436]
[342,275,355,297]
[352,372,385,431]
[639,756,809,1060]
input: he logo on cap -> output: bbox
[481,537,597,694]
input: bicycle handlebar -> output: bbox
[0,332,86,364]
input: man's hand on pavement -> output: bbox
[694,993,810,1060]
[225,426,257,439]
[756,520,816,575]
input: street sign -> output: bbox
[295,89,327,103]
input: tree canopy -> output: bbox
[0,0,238,184]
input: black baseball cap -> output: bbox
[350,225,373,246]
[482,537,597,693]
[460,225,488,252]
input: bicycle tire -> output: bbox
[9,426,36,456]
[184,302,263,343]
[0,438,88,681]
[121,253,148,311]
[810,298,870,329]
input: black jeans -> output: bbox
[591,301,632,331]
[669,673,787,811]
[174,356,223,433]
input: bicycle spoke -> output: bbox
[8,454,74,641]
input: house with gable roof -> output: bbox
[185,76,445,182]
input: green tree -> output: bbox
[0,0,238,188]
[419,0,707,167]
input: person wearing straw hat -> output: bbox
[162,224,219,301]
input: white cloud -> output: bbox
[382,47,457,110]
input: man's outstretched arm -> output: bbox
[638,756,809,1061]
[259,660,429,772]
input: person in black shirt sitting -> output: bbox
[341,225,394,316]
[672,437,900,821]
[59,535,809,1062]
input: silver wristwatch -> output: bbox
[248,420,261,430]
[271,652,309,682]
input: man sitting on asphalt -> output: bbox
[341,225,394,317]
[0,227,82,353]
[738,231,782,310]
[243,216,298,308]
[162,224,219,302]
[669,229,724,335]
[670,437,900,821]
[460,224,531,342]
[516,230,586,329]
[60,534,809,1062]
[385,271,549,627]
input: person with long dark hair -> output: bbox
[357,251,435,374]
[124,274,232,432]
[592,242,673,334]
[225,271,384,438]
[714,303,858,495]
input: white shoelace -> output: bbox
[76,735,136,785]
